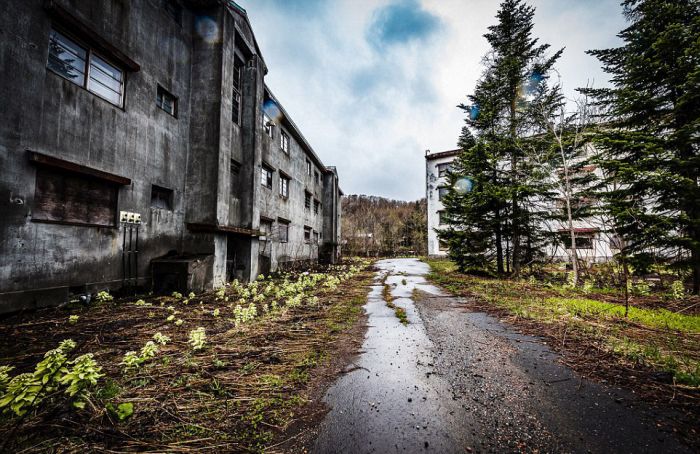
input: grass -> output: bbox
[424,258,700,387]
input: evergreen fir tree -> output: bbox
[584,0,700,293]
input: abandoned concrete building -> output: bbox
[0,0,342,313]
[425,148,618,260]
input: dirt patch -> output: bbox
[0,262,375,453]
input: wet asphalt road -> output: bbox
[311,258,690,454]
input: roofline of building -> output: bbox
[425,149,460,160]
[223,1,268,73]
[264,84,332,175]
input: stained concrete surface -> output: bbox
[311,258,690,453]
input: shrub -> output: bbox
[95,291,113,303]
[671,280,686,300]
[188,327,206,351]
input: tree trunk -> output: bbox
[622,255,630,318]
[495,209,504,274]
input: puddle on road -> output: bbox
[312,259,472,454]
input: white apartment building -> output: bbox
[425,149,459,256]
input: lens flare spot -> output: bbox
[195,16,220,44]
[263,99,283,123]
[454,177,473,194]
[469,105,480,121]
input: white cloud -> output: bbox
[236,0,626,200]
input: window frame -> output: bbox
[313,199,320,215]
[261,165,273,189]
[304,226,312,243]
[232,55,244,125]
[279,174,290,198]
[150,184,174,210]
[47,28,126,108]
[278,219,290,243]
[280,130,290,154]
[438,210,449,225]
[438,186,449,201]
[306,159,312,177]
[263,112,274,138]
[304,191,312,210]
[156,84,177,117]
[437,163,452,178]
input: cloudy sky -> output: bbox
[236,0,627,201]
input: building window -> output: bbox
[438,186,449,201]
[313,231,319,243]
[156,85,177,116]
[261,165,273,189]
[278,219,289,243]
[281,130,290,154]
[260,219,273,240]
[232,56,243,125]
[47,29,125,107]
[314,171,320,185]
[165,0,182,25]
[437,163,452,178]
[305,191,312,210]
[230,159,240,194]
[314,199,320,215]
[279,174,290,198]
[151,185,173,210]
[438,211,449,225]
[439,239,449,251]
[304,226,312,243]
[33,166,118,227]
[306,159,312,176]
[263,113,274,138]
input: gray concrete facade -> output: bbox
[0,0,342,313]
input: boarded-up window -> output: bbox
[33,167,117,226]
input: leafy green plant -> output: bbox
[0,365,14,393]
[106,402,134,421]
[152,332,170,345]
[121,352,142,371]
[59,354,103,409]
[175,319,184,326]
[671,280,686,299]
[172,291,183,299]
[582,280,595,294]
[140,341,159,360]
[188,327,206,351]
[95,291,113,303]
[633,281,651,296]
[68,315,79,325]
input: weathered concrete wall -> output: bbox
[0,0,343,312]
[0,0,194,311]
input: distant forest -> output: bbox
[341,195,427,257]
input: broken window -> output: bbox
[278,219,289,243]
[313,231,319,243]
[279,174,290,198]
[47,29,125,107]
[33,166,118,227]
[304,226,312,243]
[260,218,273,240]
[314,199,320,215]
[232,56,243,124]
[305,191,312,210]
[261,165,273,189]
[437,163,452,178]
[263,113,273,138]
[281,130,290,153]
[151,185,173,210]
[156,85,177,116]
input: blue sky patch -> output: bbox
[367,0,442,49]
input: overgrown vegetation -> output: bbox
[425,259,700,393]
[0,260,373,452]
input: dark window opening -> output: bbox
[260,219,273,240]
[438,211,449,225]
[314,199,320,215]
[306,159,312,176]
[278,219,289,243]
[304,226,312,243]
[305,191,312,210]
[151,185,173,210]
[156,85,177,116]
[560,234,594,250]
[263,113,274,138]
[314,171,320,184]
[437,162,452,177]
[33,166,118,227]
[313,231,319,243]
[438,186,448,201]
